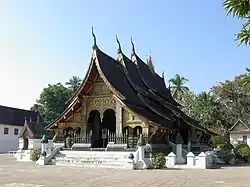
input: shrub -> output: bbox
[220,143,234,150]
[31,148,41,162]
[217,148,234,164]
[211,136,229,148]
[151,152,166,169]
[234,143,250,163]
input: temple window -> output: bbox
[243,135,247,143]
[14,128,19,135]
[4,127,9,135]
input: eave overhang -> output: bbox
[45,97,81,130]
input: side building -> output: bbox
[0,105,38,153]
[46,32,215,151]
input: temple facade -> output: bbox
[45,30,214,150]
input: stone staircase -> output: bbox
[15,149,32,162]
[52,150,135,169]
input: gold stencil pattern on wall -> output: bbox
[87,97,116,115]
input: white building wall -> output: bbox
[18,138,54,150]
[0,124,23,153]
[230,133,250,147]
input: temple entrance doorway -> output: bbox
[64,127,74,137]
[133,126,142,137]
[87,110,101,148]
[23,137,28,150]
[179,126,189,145]
[102,109,116,147]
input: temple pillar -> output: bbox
[190,127,198,144]
[115,102,122,135]
[197,131,203,143]
[81,98,87,136]
[142,127,148,136]
[164,131,169,145]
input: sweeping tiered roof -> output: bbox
[46,29,211,133]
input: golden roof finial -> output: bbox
[116,35,122,54]
[131,37,135,55]
[92,27,97,49]
[147,51,155,72]
[162,70,165,79]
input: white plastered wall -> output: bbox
[230,133,250,147]
[0,124,23,153]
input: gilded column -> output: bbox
[115,102,122,135]
[81,98,87,136]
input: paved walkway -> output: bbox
[0,155,250,187]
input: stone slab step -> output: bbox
[54,158,131,164]
[56,154,131,159]
[55,157,130,162]
[54,161,134,169]
[56,157,131,160]
[55,160,131,165]
[58,153,131,157]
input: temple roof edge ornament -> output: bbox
[116,35,122,54]
[147,53,155,72]
[92,26,98,49]
[131,37,135,56]
[130,37,137,63]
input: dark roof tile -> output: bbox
[0,105,38,126]
[20,121,54,139]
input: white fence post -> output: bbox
[166,152,176,168]
[186,152,195,168]
[198,152,206,169]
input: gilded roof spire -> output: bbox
[116,35,122,54]
[147,51,155,72]
[131,37,135,55]
[162,71,165,79]
[92,27,97,49]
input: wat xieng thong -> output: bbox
[45,28,215,153]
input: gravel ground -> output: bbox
[0,154,250,187]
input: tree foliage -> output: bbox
[31,83,71,124]
[31,76,83,124]
[65,76,82,94]
[179,73,250,135]
[169,74,189,100]
[223,0,250,45]
[242,68,250,89]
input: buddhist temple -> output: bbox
[45,28,214,150]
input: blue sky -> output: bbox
[0,0,249,110]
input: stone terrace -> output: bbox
[0,155,250,187]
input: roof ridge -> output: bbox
[0,105,34,112]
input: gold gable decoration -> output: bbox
[89,82,111,95]
[87,96,116,118]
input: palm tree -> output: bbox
[168,74,189,99]
[65,76,82,93]
[242,68,250,89]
